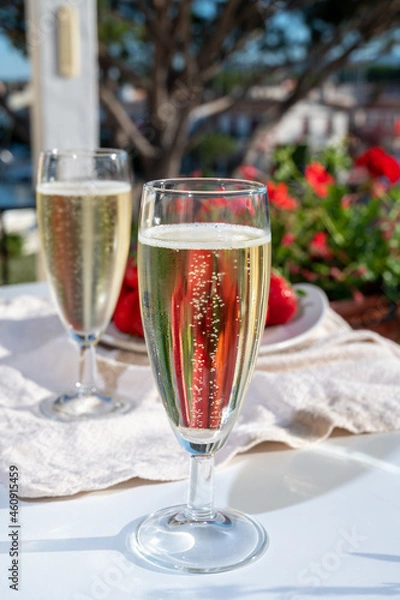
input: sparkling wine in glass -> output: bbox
[36,149,133,420]
[134,178,271,572]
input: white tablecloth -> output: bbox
[0,291,399,498]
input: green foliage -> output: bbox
[211,69,261,94]
[254,144,400,301]
[0,251,36,285]
[5,233,23,257]
[191,132,237,171]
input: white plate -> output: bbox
[101,283,328,355]
[259,283,328,354]
[102,321,147,353]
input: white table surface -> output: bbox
[1,283,400,600]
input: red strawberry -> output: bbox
[266,272,298,326]
[123,257,139,290]
[113,289,144,337]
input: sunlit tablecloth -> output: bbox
[0,291,399,498]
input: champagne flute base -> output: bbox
[132,504,268,573]
[39,391,133,421]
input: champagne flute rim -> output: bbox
[143,177,266,196]
[39,148,128,159]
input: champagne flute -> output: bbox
[134,178,271,572]
[36,149,133,420]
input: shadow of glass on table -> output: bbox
[227,430,400,515]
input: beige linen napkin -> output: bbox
[0,293,399,498]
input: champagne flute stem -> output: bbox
[77,340,97,395]
[186,454,216,521]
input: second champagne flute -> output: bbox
[36,148,133,421]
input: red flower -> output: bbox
[267,181,298,210]
[301,269,319,282]
[288,262,301,275]
[230,196,256,216]
[282,232,295,247]
[329,267,344,281]
[198,194,256,219]
[355,147,400,184]
[237,164,260,180]
[355,266,368,277]
[351,289,365,304]
[371,180,387,198]
[310,231,333,260]
[341,193,358,209]
[305,162,334,197]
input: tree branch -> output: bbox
[301,0,399,75]
[197,0,243,72]
[198,0,280,81]
[186,60,295,144]
[242,17,391,162]
[99,86,157,159]
[98,44,151,90]
[189,95,235,121]
[264,0,400,120]
[0,88,30,144]
[137,0,171,49]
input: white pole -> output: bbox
[25,0,99,174]
[24,0,99,279]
